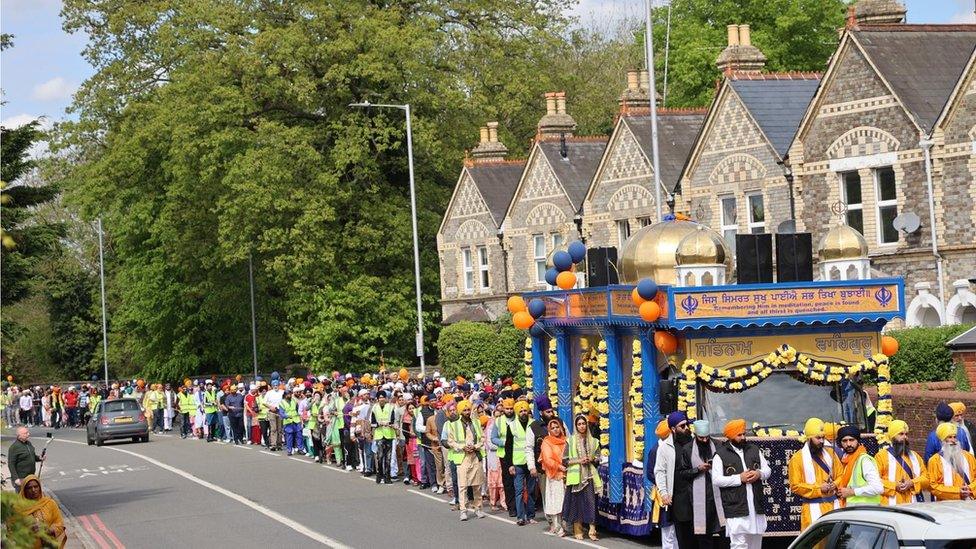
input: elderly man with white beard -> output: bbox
[927,422,976,501]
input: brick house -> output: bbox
[676,25,819,255]
[501,93,607,293]
[436,123,525,323]
[582,70,705,250]
[788,7,976,327]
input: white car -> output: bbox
[789,501,976,549]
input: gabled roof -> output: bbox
[625,110,706,193]
[934,47,976,131]
[729,74,820,157]
[537,138,608,210]
[946,325,976,350]
[442,303,495,324]
[852,25,976,131]
[466,161,525,227]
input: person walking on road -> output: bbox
[835,425,882,506]
[563,413,601,541]
[264,381,284,451]
[788,418,841,529]
[224,384,246,445]
[540,417,567,536]
[711,419,770,549]
[510,400,536,526]
[177,385,196,439]
[371,390,396,485]
[927,423,976,500]
[676,420,726,548]
[281,387,302,455]
[203,381,220,442]
[448,399,486,521]
[7,427,46,488]
[875,420,928,505]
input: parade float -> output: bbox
[509,216,905,536]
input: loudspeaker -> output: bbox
[776,233,814,282]
[735,234,773,284]
[658,378,677,415]
[586,247,618,287]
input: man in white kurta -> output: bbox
[711,419,771,549]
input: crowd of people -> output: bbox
[3,372,975,547]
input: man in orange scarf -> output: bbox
[835,425,882,506]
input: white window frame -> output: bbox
[840,171,863,234]
[616,219,631,247]
[746,193,765,234]
[873,166,898,245]
[637,216,652,228]
[477,246,490,289]
[551,232,564,251]
[462,248,474,293]
[719,195,737,251]
[533,234,546,284]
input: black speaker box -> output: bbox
[586,247,618,287]
[735,233,773,284]
[776,233,814,282]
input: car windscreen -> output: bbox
[701,372,860,433]
[101,400,141,414]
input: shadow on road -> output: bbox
[55,484,172,514]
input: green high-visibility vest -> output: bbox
[281,398,299,425]
[373,404,396,440]
[846,453,881,505]
[178,393,197,414]
[88,395,102,414]
[448,419,484,464]
[256,395,268,420]
[308,402,320,431]
[204,390,218,414]
[331,397,346,429]
[496,417,510,459]
[565,433,603,489]
[510,417,532,466]
[151,390,164,409]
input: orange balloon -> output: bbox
[631,287,645,307]
[640,301,661,322]
[654,331,678,355]
[880,335,899,357]
[513,311,535,330]
[507,296,527,314]
[556,271,577,290]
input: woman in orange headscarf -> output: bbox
[541,417,568,536]
[15,475,66,548]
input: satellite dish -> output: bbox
[777,219,797,234]
[892,212,920,234]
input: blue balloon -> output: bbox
[637,278,658,300]
[528,298,546,319]
[568,241,587,263]
[553,250,574,271]
[545,267,559,286]
[529,323,547,338]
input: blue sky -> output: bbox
[1,0,973,130]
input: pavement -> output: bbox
[2,425,658,549]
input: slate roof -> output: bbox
[626,111,706,193]
[538,139,608,210]
[729,76,821,157]
[854,25,976,131]
[466,161,525,228]
[441,303,494,324]
[947,325,976,350]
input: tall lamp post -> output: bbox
[97,218,110,385]
[349,101,426,375]
[248,251,259,379]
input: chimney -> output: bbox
[470,121,509,162]
[636,69,661,107]
[853,0,906,25]
[619,69,651,113]
[537,91,576,140]
[715,23,767,74]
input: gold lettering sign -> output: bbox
[685,332,880,367]
[674,284,899,321]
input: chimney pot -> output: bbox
[739,24,752,47]
[556,92,566,115]
[627,70,640,91]
[545,93,557,115]
[639,70,649,91]
[479,126,489,144]
[727,24,740,47]
[487,122,499,143]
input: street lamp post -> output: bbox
[349,101,426,376]
[248,251,259,379]
[97,218,109,385]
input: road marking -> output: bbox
[89,513,126,549]
[77,515,113,549]
[54,439,353,549]
[321,465,350,474]
[260,450,277,456]
[48,488,100,549]
[289,457,312,464]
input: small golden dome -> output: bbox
[818,225,868,261]
[617,219,701,285]
[675,226,731,267]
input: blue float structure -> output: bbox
[521,218,905,536]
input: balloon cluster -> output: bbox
[509,295,547,336]
[544,240,586,291]
[630,278,662,322]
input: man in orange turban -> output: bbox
[788,418,841,529]
[927,422,976,500]
[712,419,769,549]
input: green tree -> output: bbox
[437,318,525,379]
[647,0,846,107]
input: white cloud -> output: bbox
[31,77,78,102]
[1,114,53,158]
[1,113,39,129]
[950,11,976,23]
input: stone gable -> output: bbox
[936,59,976,263]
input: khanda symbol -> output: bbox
[681,295,699,316]
[874,287,893,307]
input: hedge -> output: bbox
[887,323,974,384]
[436,316,525,380]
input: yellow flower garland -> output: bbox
[678,344,893,441]
[523,337,533,395]
[630,339,644,460]
[596,340,610,458]
[575,346,595,415]
[547,338,558,407]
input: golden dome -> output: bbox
[818,225,868,261]
[617,219,701,285]
[675,226,731,268]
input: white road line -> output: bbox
[289,457,312,464]
[321,465,350,474]
[259,450,278,456]
[54,439,353,549]
[404,489,605,549]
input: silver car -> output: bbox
[86,398,150,446]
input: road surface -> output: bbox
[3,426,658,549]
